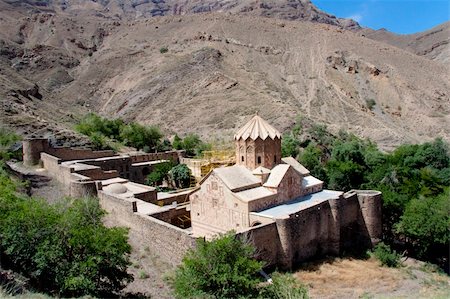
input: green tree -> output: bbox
[120,123,162,151]
[0,175,132,298]
[396,188,450,258]
[171,164,191,188]
[172,232,264,299]
[146,161,174,187]
[281,133,300,158]
[173,134,182,150]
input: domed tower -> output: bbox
[234,114,282,170]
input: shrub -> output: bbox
[0,127,21,160]
[160,46,168,54]
[120,123,162,151]
[172,232,263,299]
[366,99,376,110]
[259,272,308,299]
[146,161,174,187]
[171,164,191,188]
[372,242,401,267]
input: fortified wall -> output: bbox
[238,190,382,269]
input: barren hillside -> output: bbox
[0,0,449,150]
[361,21,450,65]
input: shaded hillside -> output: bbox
[361,21,450,65]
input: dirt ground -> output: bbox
[294,257,450,299]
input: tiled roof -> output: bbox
[234,115,282,141]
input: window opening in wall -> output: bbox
[274,155,277,163]
[257,156,261,164]
[241,156,244,162]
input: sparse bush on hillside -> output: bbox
[366,99,376,110]
[160,46,168,54]
[372,242,402,268]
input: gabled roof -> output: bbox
[263,164,291,188]
[214,165,261,192]
[252,166,271,175]
[234,115,282,141]
[281,157,310,176]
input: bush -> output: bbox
[172,232,264,299]
[160,46,168,54]
[259,272,308,299]
[0,127,21,160]
[366,99,376,110]
[146,161,174,187]
[171,164,191,188]
[372,242,401,267]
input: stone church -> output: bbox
[190,115,382,268]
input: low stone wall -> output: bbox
[98,191,197,266]
[130,151,182,164]
[47,147,115,161]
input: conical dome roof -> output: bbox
[234,115,282,141]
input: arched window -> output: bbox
[257,156,261,164]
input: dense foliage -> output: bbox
[0,169,132,297]
[172,232,264,299]
[146,161,174,187]
[75,113,163,151]
[173,133,212,157]
[172,232,309,299]
[281,117,450,269]
[171,164,192,188]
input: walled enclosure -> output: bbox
[22,118,382,271]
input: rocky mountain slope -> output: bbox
[360,21,450,65]
[0,0,448,150]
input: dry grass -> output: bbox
[294,257,450,299]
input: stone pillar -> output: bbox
[328,197,342,255]
[23,138,49,166]
[275,218,293,270]
[357,191,382,246]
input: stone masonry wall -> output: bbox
[98,192,196,266]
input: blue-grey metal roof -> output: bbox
[255,190,343,218]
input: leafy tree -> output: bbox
[146,161,174,187]
[120,123,162,151]
[172,232,264,299]
[171,164,191,188]
[173,134,182,150]
[0,172,132,298]
[396,188,450,258]
[281,133,300,158]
